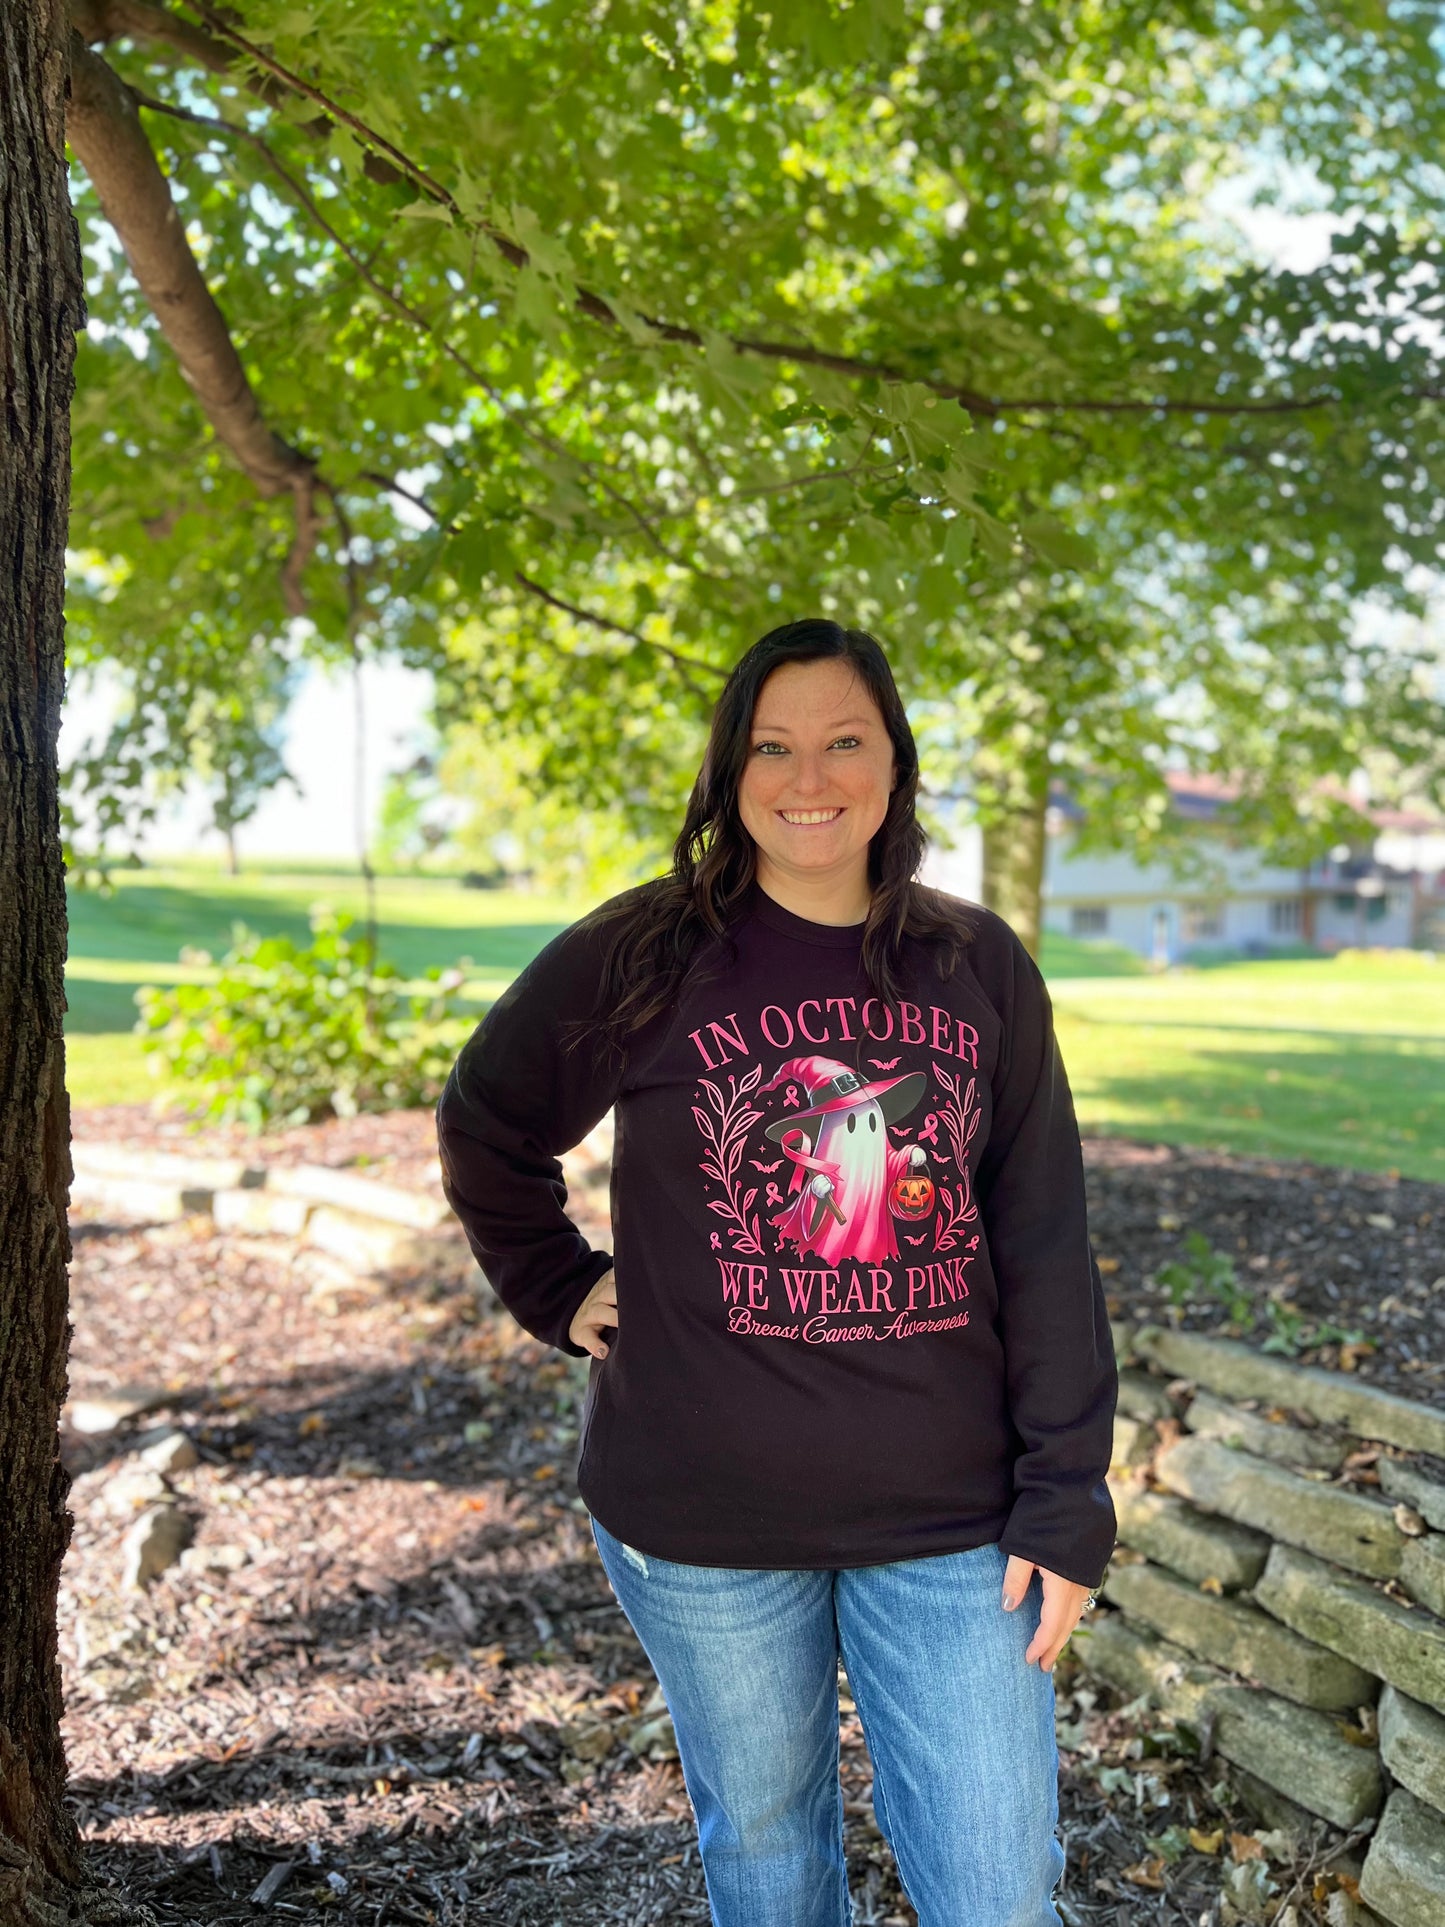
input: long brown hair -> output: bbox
[581,618,977,1055]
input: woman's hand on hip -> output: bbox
[1001,1555,1096,1672]
[569,1271,618,1359]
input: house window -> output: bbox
[1333,893,1355,915]
[1182,902,1225,942]
[1070,905,1109,936]
[1269,898,1302,935]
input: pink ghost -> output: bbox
[760,1055,928,1268]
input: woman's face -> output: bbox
[737,658,896,905]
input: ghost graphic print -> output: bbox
[760,1056,929,1266]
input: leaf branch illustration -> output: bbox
[694,1067,765,1255]
[932,1064,982,1250]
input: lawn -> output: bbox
[1049,954,1445,1184]
[62,867,1445,1183]
[63,866,575,1108]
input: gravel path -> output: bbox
[62,1104,1436,1924]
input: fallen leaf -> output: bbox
[1189,1827,1224,1854]
[1119,1857,1166,1889]
[1229,1831,1265,1861]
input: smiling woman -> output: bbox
[436,617,1119,1927]
[737,656,897,927]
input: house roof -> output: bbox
[1047,770,1444,835]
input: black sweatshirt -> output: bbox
[436,881,1118,1588]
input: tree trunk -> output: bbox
[977,753,1051,961]
[0,4,87,1921]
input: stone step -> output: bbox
[1253,1543,1445,1715]
[70,1142,264,1191]
[67,1173,214,1223]
[1154,1433,1404,1579]
[1113,1486,1271,1593]
[303,1205,448,1275]
[1070,1610,1224,1722]
[1379,1685,1445,1820]
[1132,1324,1445,1460]
[1380,1460,1445,1533]
[1206,1681,1382,1831]
[1183,1387,1351,1472]
[267,1163,451,1230]
[1402,1534,1445,1618]
[212,1189,313,1237]
[66,1385,175,1436]
[1358,1787,1445,1927]
[1071,1613,1383,1828]
[1116,1366,1177,1423]
[1101,1557,1376,1709]
[1110,1413,1155,1475]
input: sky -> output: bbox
[60,177,1349,866]
[60,654,435,861]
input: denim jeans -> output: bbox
[591,1515,1065,1927]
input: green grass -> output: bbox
[62,866,1445,1183]
[1049,955,1445,1183]
[63,866,581,1108]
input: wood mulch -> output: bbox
[61,1105,1444,1925]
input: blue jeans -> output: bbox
[591,1516,1065,1927]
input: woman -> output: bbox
[436,618,1118,1927]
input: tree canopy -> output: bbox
[63,0,1445,930]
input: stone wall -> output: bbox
[1074,1319,1445,1927]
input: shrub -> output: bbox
[134,906,476,1129]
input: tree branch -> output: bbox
[134,87,729,582]
[69,0,405,183]
[67,36,319,611]
[356,469,720,690]
[511,573,726,695]
[166,6,1442,424]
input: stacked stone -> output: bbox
[68,1143,455,1273]
[1074,1320,1445,1927]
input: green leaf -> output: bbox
[1020,513,1098,573]
[447,520,516,590]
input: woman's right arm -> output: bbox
[435,917,623,1358]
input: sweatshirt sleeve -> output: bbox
[975,924,1118,1590]
[435,914,623,1358]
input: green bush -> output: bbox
[134,906,476,1129]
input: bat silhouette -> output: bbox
[869,1056,902,1071]
[904,1233,929,1246]
[749,1158,783,1172]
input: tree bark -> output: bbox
[0,2,87,1922]
[978,753,1052,961]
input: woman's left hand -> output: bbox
[1001,1556,1096,1672]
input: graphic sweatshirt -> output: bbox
[435,881,1118,1589]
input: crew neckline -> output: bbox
[745,880,869,949]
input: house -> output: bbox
[921,774,1445,963]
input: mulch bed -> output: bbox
[60,1105,1444,1925]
